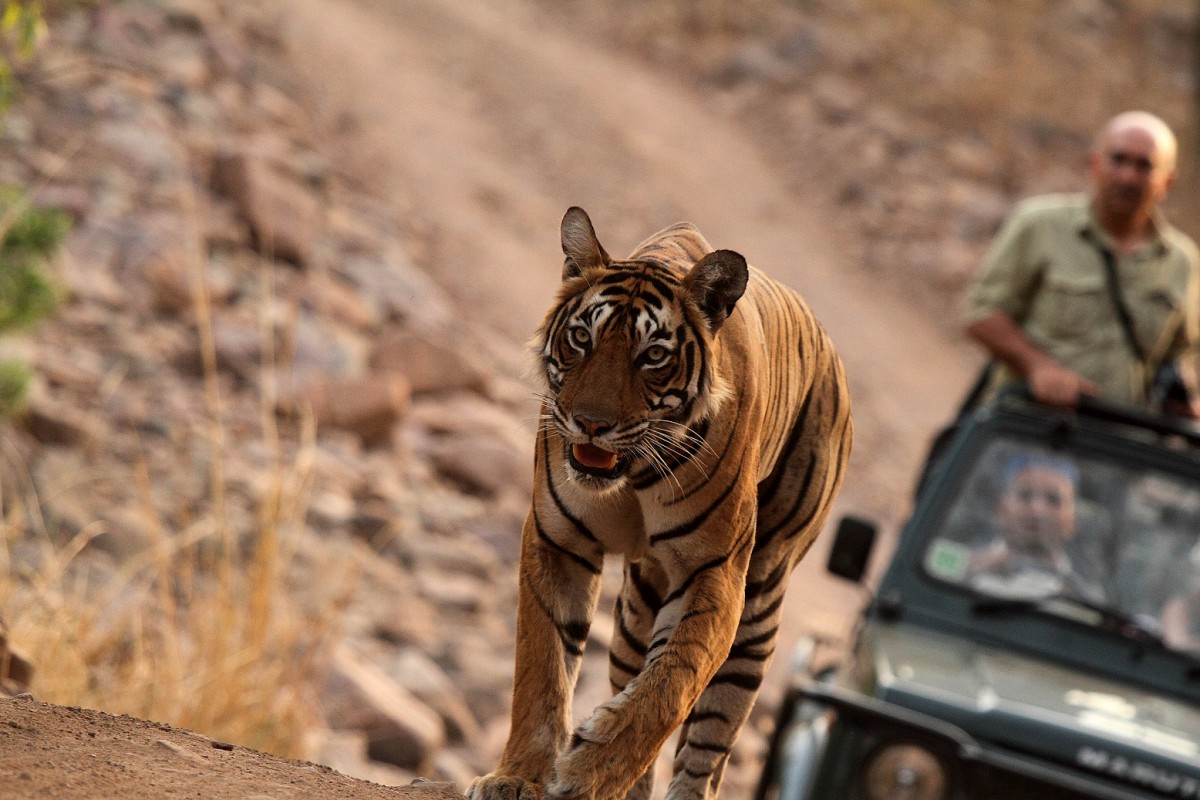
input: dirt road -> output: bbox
[283,0,978,655]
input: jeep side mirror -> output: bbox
[827,515,877,583]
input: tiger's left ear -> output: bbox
[561,206,611,280]
[685,249,748,333]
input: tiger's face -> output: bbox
[532,208,747,490]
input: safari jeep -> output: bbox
[757,392,1200,800]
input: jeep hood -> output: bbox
[862,622,1200,793]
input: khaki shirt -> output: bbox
[965,193,1200,406]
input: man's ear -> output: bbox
[684,249,748,332]
[561,207,611,280]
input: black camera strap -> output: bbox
[1094,243,1147,364]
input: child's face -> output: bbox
[996,466,1077,553]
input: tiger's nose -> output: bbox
[574,415,614,436]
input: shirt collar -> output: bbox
[1077,194,1171,257]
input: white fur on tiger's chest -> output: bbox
[555,479,650,558]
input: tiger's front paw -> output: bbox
[545,735,616,800]
[468,772,544,800]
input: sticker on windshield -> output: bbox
[926,539,970,581]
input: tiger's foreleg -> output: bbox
[469,511,603,800]
[546,532,754,800]
[666,552,791,800]
[609,560,668,800]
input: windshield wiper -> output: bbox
[972,595,1200,682]
[972,594,1167,648]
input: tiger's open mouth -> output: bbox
[568,443,629,480]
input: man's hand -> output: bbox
[1027,360,1101,408]
[967,312,1100,408]
[1163,394,1200,419]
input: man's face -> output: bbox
[1090,125,1175,222]
[996,466,1077,554]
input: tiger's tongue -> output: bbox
[573,443,619,471]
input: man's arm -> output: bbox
[967,312,1100,408]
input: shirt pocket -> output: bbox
[1039,272,1107,340]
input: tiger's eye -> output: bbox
[568,327,592,350]
[643,344,670,366]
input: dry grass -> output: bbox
[0,164,356,759]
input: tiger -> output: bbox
[468,207,853,800]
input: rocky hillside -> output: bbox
[0,0,536,788]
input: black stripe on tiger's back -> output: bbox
[754,453,819,551]
[744,553,791,599]
[758,376,848,546]
[633,225,711,266]
[608,651,641,677]
[755,382,814,511]
[742,592,785,627]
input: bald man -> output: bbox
[964,111,1200,412]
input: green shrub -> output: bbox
[0,187,68,416]
[0,187,68,329]
[0,358,30,416]
[2,189,71,256]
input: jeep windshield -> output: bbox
[920,434,1200,662]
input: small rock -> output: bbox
[0,619,34,698]
[17,390,100,447]
[304,727,416,786]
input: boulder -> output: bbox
[211,145,323,267]
[391,648,482,745]
[370,330,491,397]
[323,644,446,772]
[281,373,410,447]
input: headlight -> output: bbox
[862,742,948,800]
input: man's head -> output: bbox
[996,453,1078,554]
[1088,110,1178,225]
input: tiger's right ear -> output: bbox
[561,206,611,280]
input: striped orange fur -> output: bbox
[469,207,853,800]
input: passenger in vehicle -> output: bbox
[966,453,1106,601]
[1108,475,1200,618]
[1160,560,1200,654]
